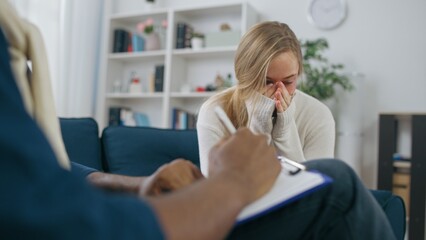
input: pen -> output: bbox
[214,106,306,174]
[277,156,306,175]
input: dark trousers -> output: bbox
[228,159,396,240]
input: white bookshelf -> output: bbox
[96,1,258,129]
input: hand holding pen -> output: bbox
[214,106,306,175]
[208,110,280,202]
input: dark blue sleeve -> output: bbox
[0,28,164,239]
[71,161,99,178]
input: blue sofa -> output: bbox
[60,118,406,240]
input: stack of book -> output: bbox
[109,107,150,127]
[113,29,144,53]
[175,22,193,49]
[171,108,197,130]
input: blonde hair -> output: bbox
[210,21,302,129]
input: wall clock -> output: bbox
[307,0,347,30]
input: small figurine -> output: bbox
[220,23,231,31]
[215,73,225,90]
[223,73,233,88]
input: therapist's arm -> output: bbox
[72,160,203,196]
[87,171,145,194]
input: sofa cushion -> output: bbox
[101,126,200,176]
[60,118,102,171]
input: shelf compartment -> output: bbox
[99,2,257,130]
[108,51,166,62]
[111,9,169,24]
[170,92,216,98]
[174,3,243,17]
[172,46,236,59]
[393,161,411,169]
[106,93,164,99]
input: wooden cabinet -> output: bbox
[378,114,426,240]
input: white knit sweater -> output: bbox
[196,89,335,176]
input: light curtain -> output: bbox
[10,0,103,117]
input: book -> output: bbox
[132,33,144,52]
[113,29,128,53]
[176,22,186,49]
[134,112,150,127]
[108,107,122,126]
[187,113,197,129]
[154,64,165,92]
[125,32,132,52]
[236,167,332,224]
[148,72,155,92]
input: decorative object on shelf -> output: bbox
[205,23,240,48]
[220,23,231,31]
[129,72,142,93]
[144,0,162,10]
[196,86,206,92]
[205,84,216,92]
[214,73,225,91]
[137,18,154,34]
[112,79,122,93]
[158,19,168,49]
[307,0,347,30]
[137,18,164,51]
[191,32,204,50]
[298,38,353,101]
[180,83,191,93]
[200,72,234,93]
[224,73,233,88]
[144,33,161,51]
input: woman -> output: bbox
[197,21,335,175]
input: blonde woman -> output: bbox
[197,21,335,175]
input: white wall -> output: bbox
[115,0,426,188]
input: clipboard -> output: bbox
[236,167,332,224]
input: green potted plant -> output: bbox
[191,32,205,50]
[298,38,353,101]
